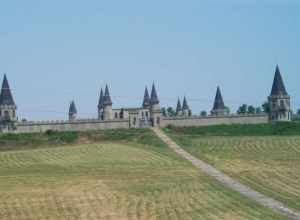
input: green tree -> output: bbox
[297,109,300,116]
[167,107,176,117]
[255,107,262,114]
[247,105,256,114]
[161,107,167,117]
[237,104,248,114]
[262,101,270,113]
[200,111,207,117]
[225,106,230,114]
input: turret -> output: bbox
[68,100,77,122]
[211,86,227,116]
[176,98,182,116]
[182,96,191,117]
[150,83,161,126]
[142,86,151,109]
[98,88,104,120]
[102,85,113,120]
[0,74,17,122]
[268,65,291,121]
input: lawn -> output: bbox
[0,129,289,220]
[165,124,300,213]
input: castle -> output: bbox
[0,65,291,133]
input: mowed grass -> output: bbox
[165,125,300,213]
[0,129,289,220]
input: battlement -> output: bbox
[13,118,130,133]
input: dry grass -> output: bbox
[168,134,300,213]
[0,131,289,220]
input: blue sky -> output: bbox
[0,0,299,120]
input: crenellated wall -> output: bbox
[0,114,269,134]
[14,119,130,133]
[160,114,269,127]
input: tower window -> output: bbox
[280,100,284,108]
[133,117,137,125]
[115,112,118,119]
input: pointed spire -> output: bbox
[142,86,151,108]
[176,98,182,113]
[270,65,288,96]
[103,84,112,106]
[98,88,104,109]
[150,83,159,105]
[0,74,15,106]
[69,100,77,114]
[182,96,189,110]
[212,86,225,110]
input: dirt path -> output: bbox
[152,127,300,220]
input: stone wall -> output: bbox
[1,114,269,134]
[14,119,130,133]
[160,114,269,127]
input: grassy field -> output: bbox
[0,129,289,220]
[165,124,300,213]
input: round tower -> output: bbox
[268,65,291,122]
[98,88,104,120]
[211,86,227,116]
[102,85,113,120]
[68,100,77,122]
[176,98,183,116]
[182,96,191,117]
[0,74,17,123]
[150,83,161,126]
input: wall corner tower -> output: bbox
[268,65,291,122]
[0,74,17,123]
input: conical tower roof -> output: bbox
[182,96,189,110]
[69,100,77,114]
[103,85,112,106]
[142,86,151,108]
[212,86,225,110]
[150,83,159,105]
[0,74,15,106]
[270,65,288,96]
[176,98,182,113]
[98,88,104,109]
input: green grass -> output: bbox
[0,128,164,152]
[164,122,300,136]
[0,128,289,220]
[166,126,300,213]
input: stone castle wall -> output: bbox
[1,114,270,134]
[160,114,269,128]
[14,119,130,133]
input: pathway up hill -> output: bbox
[163,122,300,218]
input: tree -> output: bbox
[161,107,167,117]
[225,106,230,114]
[262,101,270,113]
[200,111,207,117]
[247,105,256,114]
[167,107,176,117]
[255,107,262,114]
[237,104,247,114]
[297,109,300,116]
